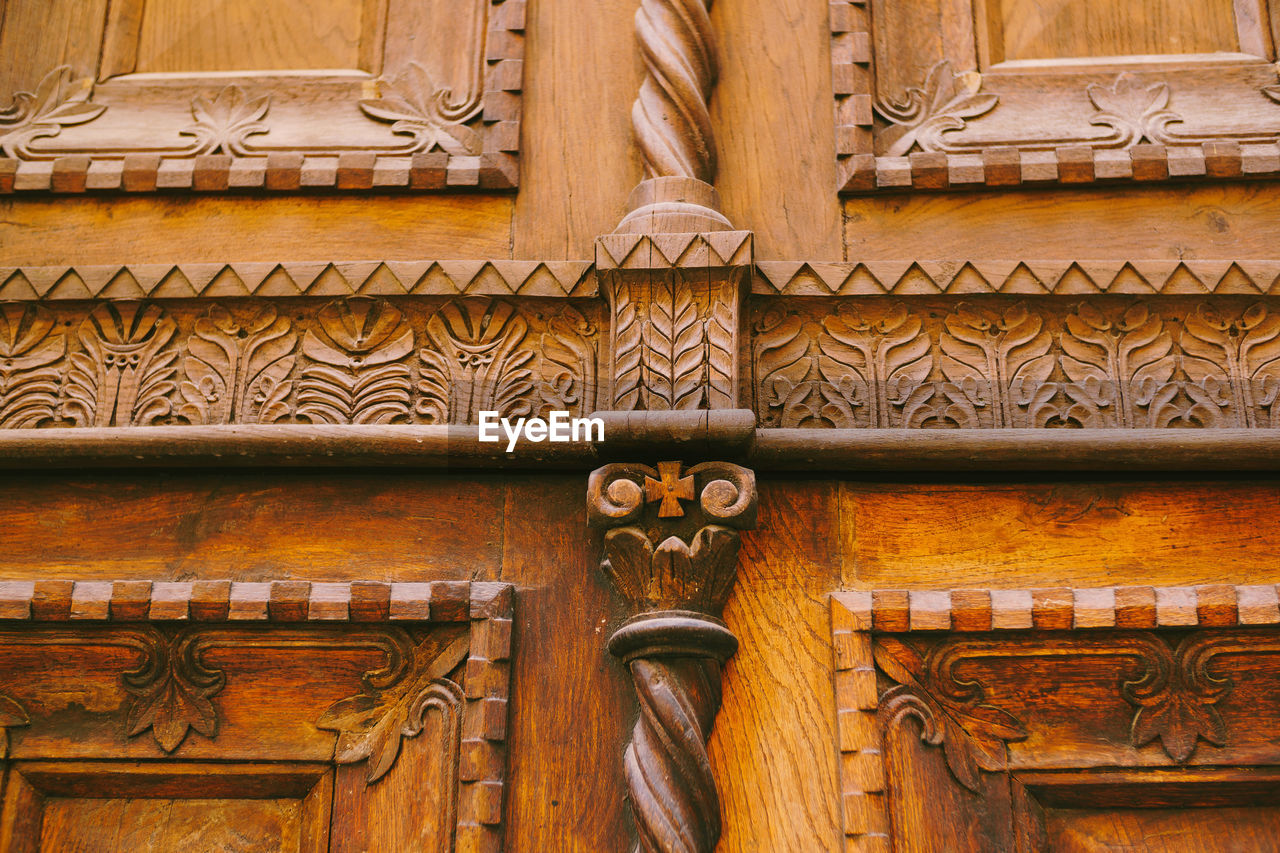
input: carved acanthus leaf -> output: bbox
[359,62,482,156]
[1060,302,1175,428]
[877,61,998,157]
[1086,74,1182,147]
[939,303,1055,428]
[539,305,598,416]
[754,310,821,428]
[420,298,536,424]
[0,66,106,159]
[818,303,933,428]
[299,298,413,424]
[317,629,469,782]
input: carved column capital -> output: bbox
[589,460,756,853]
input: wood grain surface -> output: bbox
[0,195,513,266]
[842,480,1280,588]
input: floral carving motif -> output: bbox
[1180,303,1280,429]
[299,298,414,424]
[0,305,65,427]
[62,303,179,427]
[180,304,297,425]
[876,61,999,157]
[418,298,597,423]
[1060,302,1176,428]
[939,303,1056,428]
[359,62,483,156]
[181,87,272,157]
[0,66,106,159]
[1086,74,1182,147]
[819,303,934,428]
[317,628,469,782]
[124,629,225,754]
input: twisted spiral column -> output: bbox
[616,0,732,233]
[633,0,718,183]
[610,611,737,853]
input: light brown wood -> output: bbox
[0,195,513,265]
[988,0,1241,63]
[844,184,1280,260]
[841,481,1280,589]
[0,0,107,100]
[135,0,366,73]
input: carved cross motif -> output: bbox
[643,461,695,517]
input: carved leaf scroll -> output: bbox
[299,298,414,424]
[180,304,297,425]
[939,303,1056,428]
[875,636,1026,792]
[317,628,469,782]
[419,298,536,424]
[0,305,65,427]
[877,62,999,157]
[1060,302,1176,428]
[359,62,483,156]
[0,66,106,159]
[819,303,934,428]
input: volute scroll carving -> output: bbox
[589,460,756,853]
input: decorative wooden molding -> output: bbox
[0,579,512,851]
[829,1,1280,193]
[596,233,751,412]
[0,297,601,427]
[588,461,757,853]
[753,259,1280,296]
[0,0,524,192]
[831,588,1280,851]
[0,260,596,300]
[752,296,1280,429]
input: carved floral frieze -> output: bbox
[0,297,600,428]
[754,297,1280,429]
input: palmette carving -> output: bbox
[299,298,414,424]
[180,304,297,425]
[0,305,65,427]
[753,297,1280,430]
[417,298,597,423]
[62,303,179,427]
[181,87,271,157]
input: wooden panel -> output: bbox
[40,798,305,851]
[711,0,842,259]
[843,184,1280,260]
[0,472,503,580]
[511,0,636,259]
[135,0,367,73]
[989,0,1243,63]
[0,0,109,101]
[0,195,513,266]
[1045,805,1280,850]
[841,481,1280,588]
[499,476,633,852]
[710,481,843,852]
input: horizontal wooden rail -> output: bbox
[0,424,1278,472]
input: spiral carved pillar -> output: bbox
[588,461,758,853]
[615,0,732,233]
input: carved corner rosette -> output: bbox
[588,460,756,853]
